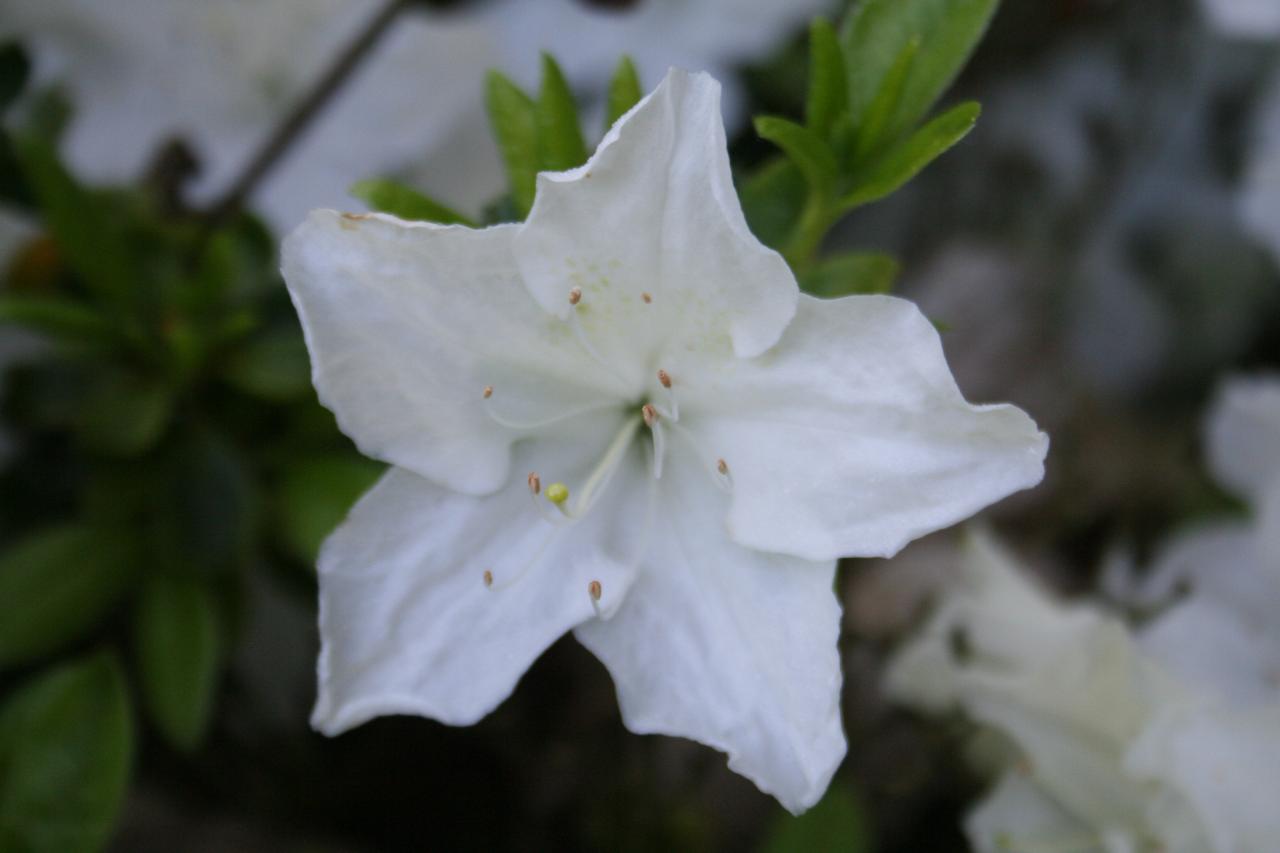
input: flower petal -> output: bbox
[1204,374,1280,502]
[283,210,623,495]
[573,444,845,814]
[964,774,1103,853]
[689,295,1047,561]
[515,67,797,377]
[312,422,648,733]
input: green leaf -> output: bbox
[0,42,31,115]
[0,525,136,669]
[840,100,979,209]
[739,158,808,251]
[850,37,919,164]
[754,117,839,198]
[806,19,848,139]
[485,71,540,218]
[133,574,221,752]
[221,326,311,402]
[158,430,256,575]
[277,455,384,564]
[0,651,133,853]
[800,252,900,298]
[0,295,119,348]
[11,135,133,300]
[605,55,643,131]
[76,370,173,456]
[349,178,475,226]
[841,0,999,144]
[760,784,869,853]
[536,53,587,172]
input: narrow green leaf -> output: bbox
[0,651,133,853]
[805,19,848,139]
[133,575,221,752]
[11,135,133,300]
[0,42,31,114]
[76,370,173,456]
[484,71,539,218]
[536,53,587,172]
[841,0,999,142]
[349,178,475,226]
[754,116,839,198]
[739,158,808,250]
[606,55,643,131]
[761,784,870,853]
[840,100,979,209]
[0,295,118,347]
[277,455,384,564]
[850,37,919,164]
[0,525,136,668]
[800,252,900,298]
[221,327,311,402]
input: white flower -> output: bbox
[889,528,1280,851]
[1197,0,1280,40]
[282,69,1047,813]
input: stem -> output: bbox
[781,194,837,274]
[203,0,410,224]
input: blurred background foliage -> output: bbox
[0,0,1277,850]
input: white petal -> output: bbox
[965,774,1108,853]
[515,68,797,376]
[312,422,648,733]
[573,443,845,814]
[690,295,1047,561]
[283,211,623,495]
[1141,599,1280,706]
[1203,374,1280,502]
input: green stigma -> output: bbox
[545,483,570,505]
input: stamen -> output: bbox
[483,569,493,588]
[657,369,671,388]
[483,392,617,432]
[668,421,733,493]
[568,286,582,306]
[717,458,728,476]
[588,579,604,617]
[527,472,541,495]
[482,385,493,399]
[642,404,658,426]
[649,417,667,479]
[641,292,652,304]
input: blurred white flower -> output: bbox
[2,0,498,231]
[282,69,1047,813]
[1198,0,1280,40]
[889,528,1280,852]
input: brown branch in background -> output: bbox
[204,0,410,225]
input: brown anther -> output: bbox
[568,287,583,306]
[717,458,729,476]
[657,369,672,389]
[482,385,493,399]
[588,579,602,601]
[527,472,541,495]
[642,404,658,426]
[483,570,494,588]
[641,292,652,304]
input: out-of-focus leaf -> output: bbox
[740,158,809,250]
[20,87,71,142]
[76,370,172,456]
[277,455,383,564]
[841,101,979,209]
[11,135,133,300]
[841,0,999,144]
[536,53,587,172]
[159,430,256,575]
[349,178,475,226]
[0,42,31,115]
[606,55,643,130]
[800,252,900,298]
[755,116,839,198]
[133,574,221,752]
[485,71,539,218]
[850,37,919,164]
[0,525,136,669]
[0,295,117,348]
[806,19,847,140]
[222,327,311,401]
[0,651,132,853]
[760,785,869,853]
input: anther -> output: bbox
[568,287,582,306]
[527,472,541,495]
[642,404,658,426]
[588,579,602,601]
[546,482,570,505]
[482,385,493,399]
[641,292,652,304]
[657,369,671,389]
[717,458,728,476]
[483,569,494,588]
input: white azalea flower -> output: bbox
[888,528,1280,852]
[1198,0,1280,40]
[282,69,1046,812]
